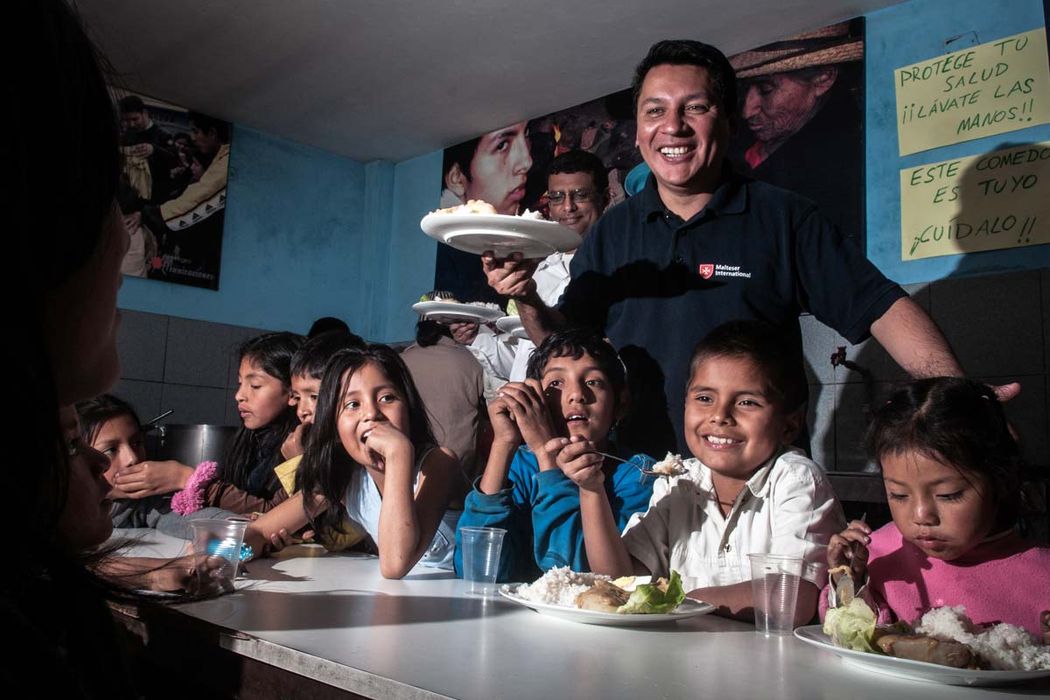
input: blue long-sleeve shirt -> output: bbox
[454,445,655,582]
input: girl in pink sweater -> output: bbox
[822,378,1049,639]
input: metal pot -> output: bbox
[147,424,238,466]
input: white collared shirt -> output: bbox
[622,448,844,592]
[506,251,574,381]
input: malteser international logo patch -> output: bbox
[698,262,752,280]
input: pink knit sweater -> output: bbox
[820,522,1050,637]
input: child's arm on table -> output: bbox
[689,580,819,625]
[551,437,645,576]
[244,491,310,556]
[373,424,458,579]
[95,554,224,594]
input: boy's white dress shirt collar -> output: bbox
[622,448,844,593]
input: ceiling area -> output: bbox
[80,0,903,162]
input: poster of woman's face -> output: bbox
[435,19,865,303]
[113,90,231,290]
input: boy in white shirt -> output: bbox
[554,320,844,623]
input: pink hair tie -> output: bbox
[171,461,218,515]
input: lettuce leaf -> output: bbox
[617,570,686,614]
[823,598,879,652]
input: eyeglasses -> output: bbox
[547,188,596,206]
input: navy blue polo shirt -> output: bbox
[559,173,906,455]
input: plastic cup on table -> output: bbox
[459,526,506,596]
[190,518,249,596]
[748,553,804,636]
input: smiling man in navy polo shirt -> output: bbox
[483,39,1014,455]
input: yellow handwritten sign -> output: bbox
[900,142,1050,260]
[895,29,1050,156]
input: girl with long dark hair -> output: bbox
[246,345,461,578]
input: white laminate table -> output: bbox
[112,530,1049,700]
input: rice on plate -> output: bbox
[916,606,1050,671]
[516,567,610,607]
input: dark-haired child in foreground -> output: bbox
[454,329,655,582]
[246,344,461,578]
[572,320,843,623]
[821,377,1050,638]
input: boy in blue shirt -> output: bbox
[454,329,655,581]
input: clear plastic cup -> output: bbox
[748,553,804,635]
[190,518,249,596]
[459,526,506,596]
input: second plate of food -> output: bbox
[498,583,714,626]
[793,625,1050,686]
[495,315,529,340]
[421,212,580,257]
[411,301,504,324]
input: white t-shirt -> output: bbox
[506,251,573,381]
[622,448,844,591]
[343,447,459,569]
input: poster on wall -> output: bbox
[900,142,1050,260]
[112,90,231,290]
[728,19,866,243]
[434,90,640,303]
[434,19,866,302]
[894,28,1050,157]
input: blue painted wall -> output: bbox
[117,125,442,343]
[866,0,1050,283]
[383,151,444,341]
[118,126,369,335]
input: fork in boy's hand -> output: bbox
[591,450,669,479]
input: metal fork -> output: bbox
[594,450,680,478]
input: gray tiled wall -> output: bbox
[801,268,1049,472]
[113,310,273,427]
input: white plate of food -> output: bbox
[420,211,579,257]
[498,568,714,626]
[411,301,504,324]
[495,315,529,340]
[794,626,1050,686]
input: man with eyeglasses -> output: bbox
[456,150,610,383]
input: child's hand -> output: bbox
[281,423,305,460]
[549,435,605,492]
[361,422,413,470]
[487,394,522,447]
[112,460,194,498]
[243,524,297,558]
[498,381,555,455]
[146,554,200,593]
[827,519,871,583]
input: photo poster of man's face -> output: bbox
[112,89,232,290]
[727,18,866,244]
[434,89,640,305]
[433,17,866,303]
